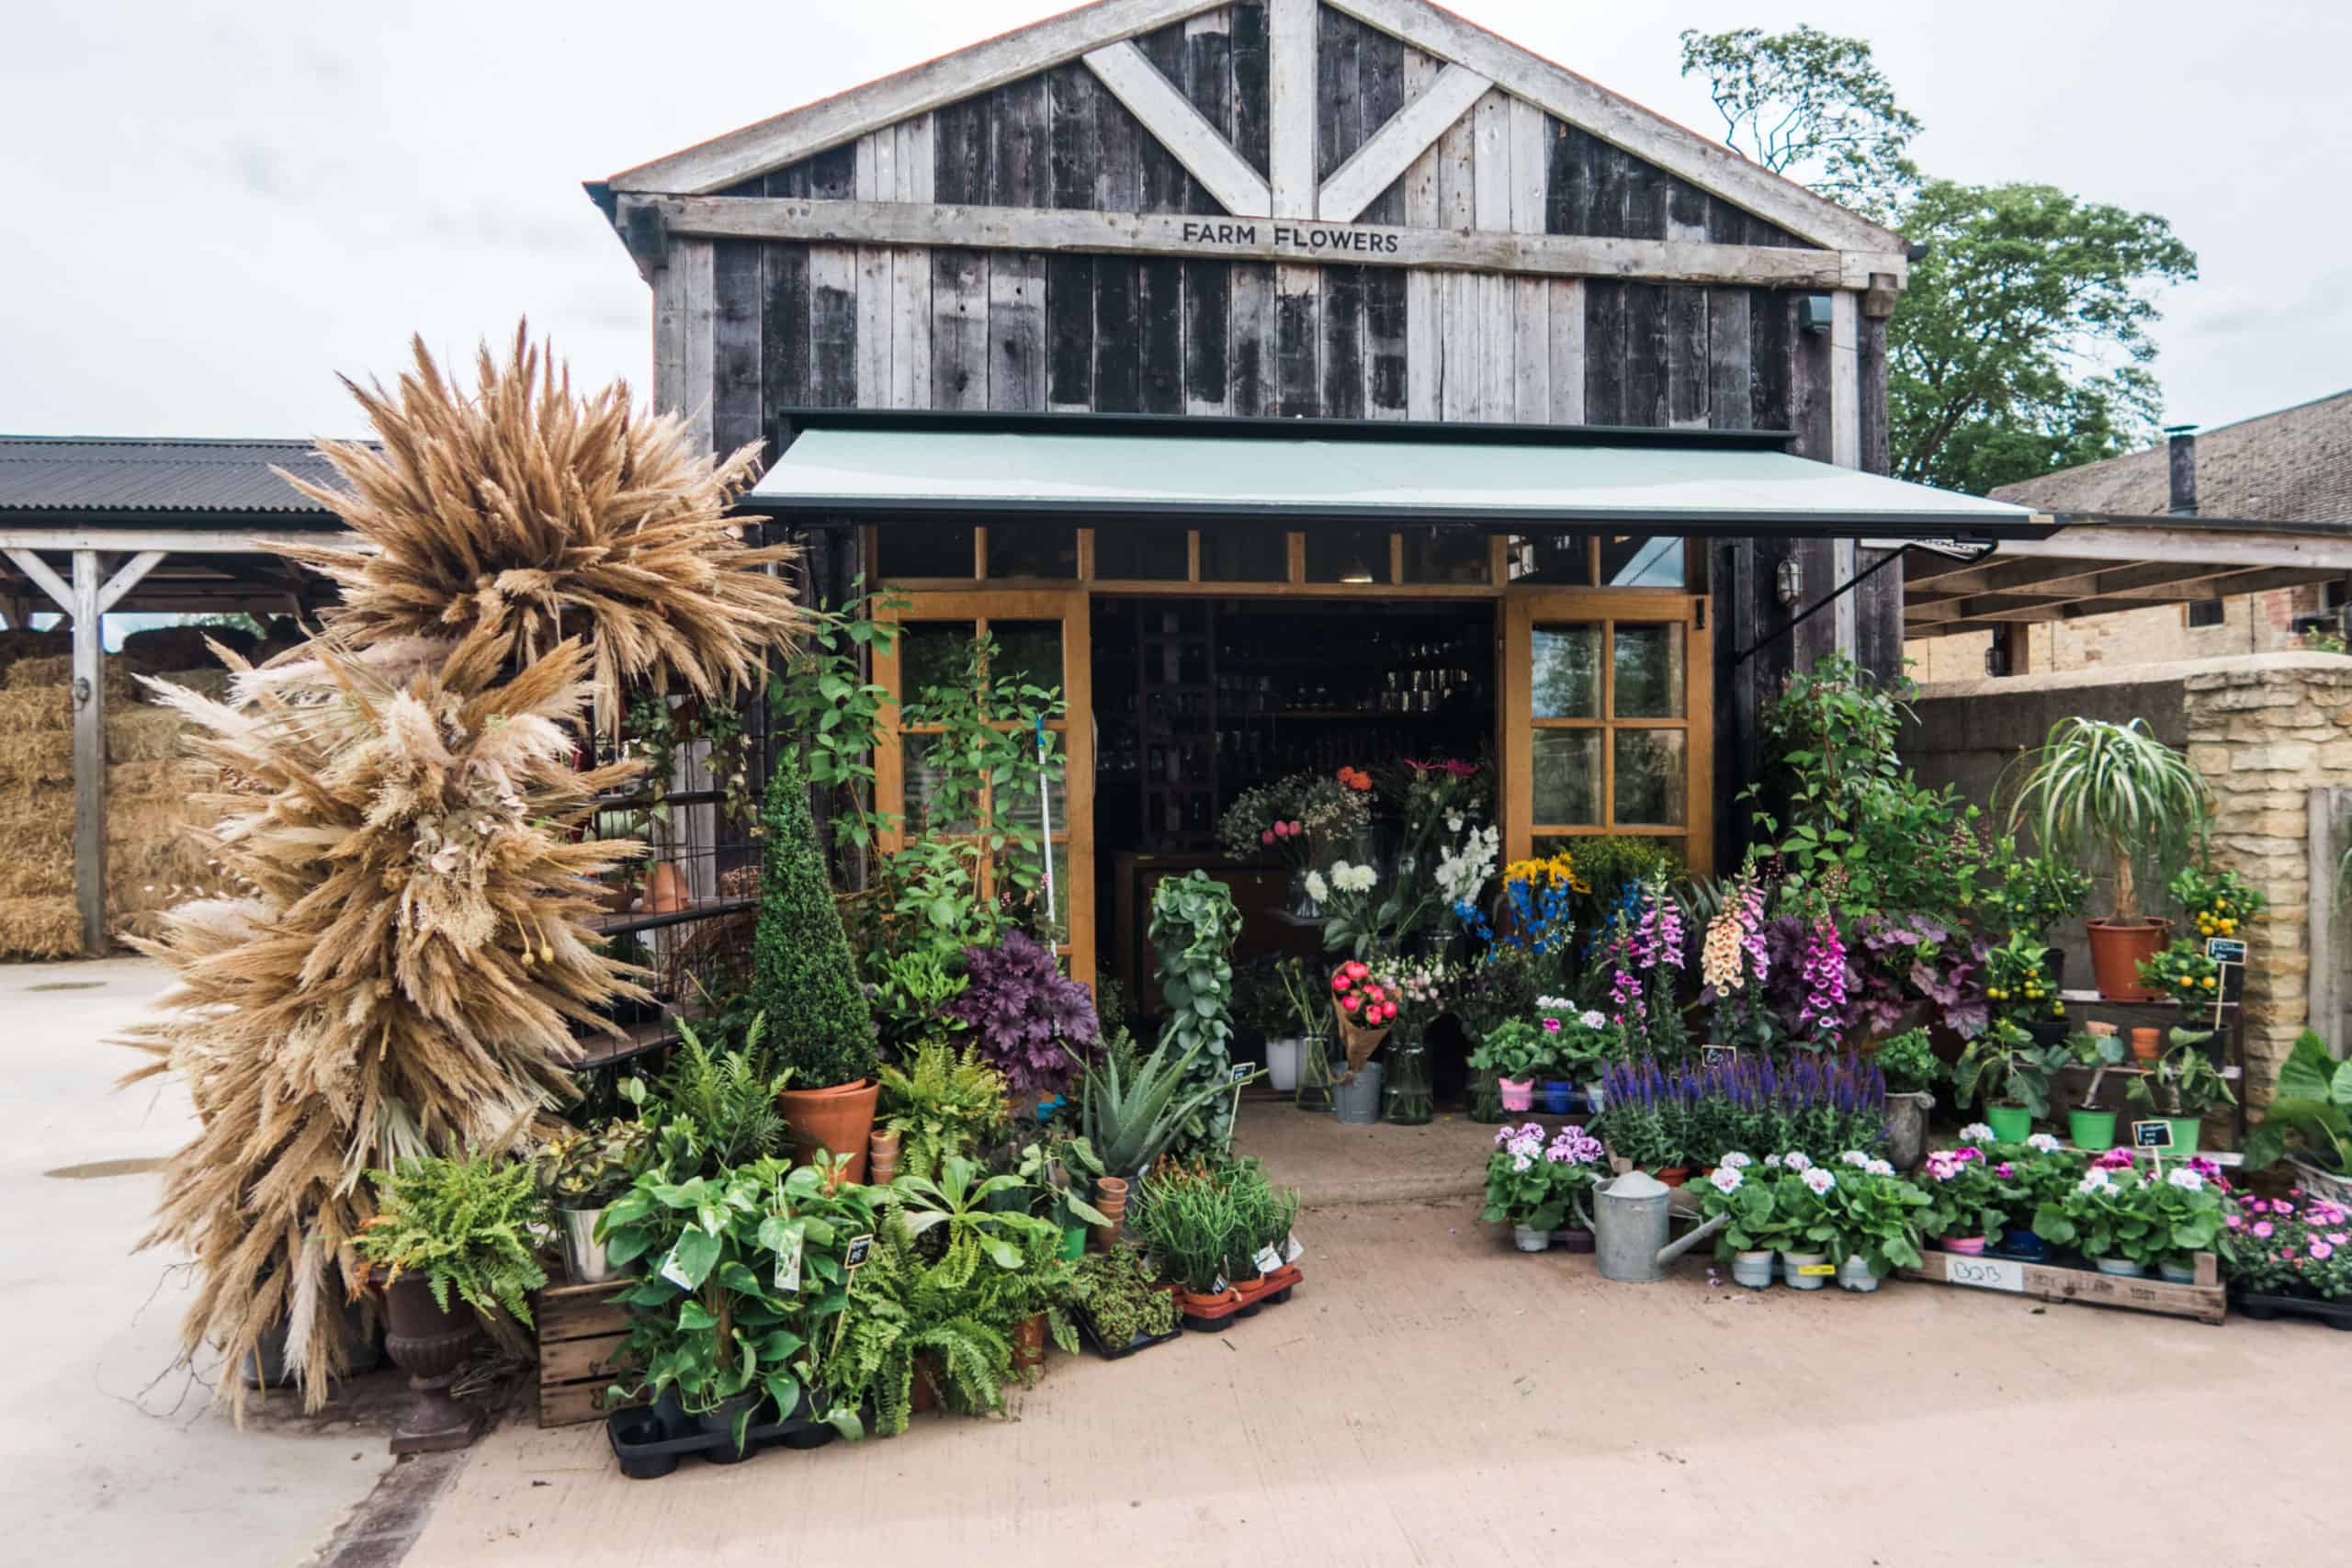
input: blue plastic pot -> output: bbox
[1540,1080,1574,1114]
[1996,1228,2046,1263]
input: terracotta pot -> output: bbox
[602,874,639,915]
[776,1078,881,1183]
[2130,1026,2161,1063]
[2087,918,2170,1001]
[866,1127,901,1186]
[1012,1314,1047,1371]
[1179,1286,1238,1314]
[643,862,689,914]
[381,1273,482,1454]
[1653,1167,1691,1189]
[1089,1175,1129,1253]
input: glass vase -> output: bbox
[1468,1072,1505,1124]
[1295,1032,1336,1113]
[1287,866,1324,920]
[1385,1032,1433,1125]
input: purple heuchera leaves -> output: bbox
[942,930,1101,1096]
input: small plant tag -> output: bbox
[658,1247,693,1291]
[1284,1230,1304,1264]
[775,1222,805,1294]
[1796,1262,1835,1277]
[1230,1063,1254,1084]
[1212,1273,1229,1293]
[2132,1119,2175,1150]
[1253,1244,1283,1275]
[1702,1044,1738,1068]
[844,1233,876,1269]
[2204,937,2247,964]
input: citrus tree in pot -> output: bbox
[2004,716,2211,1000]
[752,746,883,1180]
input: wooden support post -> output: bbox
[2311,787,2348,1055]
[71,550,107,955]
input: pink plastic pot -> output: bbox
[1941,1235,1987,1255]
[1498,1077,1534,1112]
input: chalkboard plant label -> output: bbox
[843,1233,875,1270]
[1702,1044,1738,1068]
[2204,937,2247,964]
[2132,1119,2174,1150]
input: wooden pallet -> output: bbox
[536,1277,634,1428]
[1898,1248,2226,1326]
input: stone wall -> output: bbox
[1905,584,2333,684]
[1907,652,2352,1104]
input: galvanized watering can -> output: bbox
[1592,1170,1727,1283]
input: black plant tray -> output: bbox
[2230,1283,2352,1331]
[1180,1268,1303,1332]
[605,1402,840,1478]
[1077,1312,1182,1361]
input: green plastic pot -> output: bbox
[2068,1110,2117,1152]
[1985,1106,2033,1145]
[1058,1224,1087,1261]
[2167,1118,2202,1156]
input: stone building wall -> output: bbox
[1907,651,2352,1106]
[1905,584,2332,685]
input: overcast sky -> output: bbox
[3,0,2345,453]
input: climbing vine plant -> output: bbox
[1148,871,1238,1155]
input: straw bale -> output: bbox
[107,705,186,763]
[0,727,73,788]
[0,687,68,735]
[0,896,80,959]
[142,667,232,704]
[6,654,135,696]
[0,628,68,674]
[110,785,231,940]
[0,785,73,898]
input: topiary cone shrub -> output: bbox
[752,745,878,1090]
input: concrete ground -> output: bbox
[19,971,2344,1567]
[1,957,397,1568]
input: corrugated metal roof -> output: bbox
[0,435,360,516]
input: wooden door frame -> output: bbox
[1499,591,1713,874]
[871,589,1096,989]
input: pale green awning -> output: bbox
[744,415,2052,538]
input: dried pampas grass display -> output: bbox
[122,630,649,1417]
[271,326,809,734]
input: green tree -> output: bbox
[1678,26,1919,220]
[751,745,879,1089]
[1889,181,2198,493]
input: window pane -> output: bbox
[1601,534,1686,588]
[1532,728,1601,826]
[989,620,1063,695]
[1614,730,1686,826]
[899,620,977,699]
[1531,625,1600,719]
[1399,526,1489,584]
[1507,536,1593,585]
[1305,528,1389,584]
[1199,525,1286,582]
[1093,525,1190,581]
[1612,625,1685,718]
[878,520,976,579]
[903,732,976,833]
[986,522,1079,579]
[1001,752,1069,838]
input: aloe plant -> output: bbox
[2004,716,2211,923]
[1068,1031,1238,1179]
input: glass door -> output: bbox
[871,591,1095,989]
[1500,592,1713,875]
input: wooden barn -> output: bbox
[590,0,2049,989]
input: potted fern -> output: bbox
[355,1151,550,1453]
[2004,717,2211,1000]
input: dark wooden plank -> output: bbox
[1665,284,1708,428]
[932,247,989,410]
[759,241,810,422]
[762,159,811,200]
[1748,288,1793,432]
[1545,118,1597,236]
[990,77,1050,209]
[1320,263,1367,419]
[1317,3,1361,180]
[933,97,989,206]
[1231,1,1272,178]
[1093,260,1143,412]
[990,253,1047,412]
[1666,177,1710,240]
[1582,280,1628,426]
[1364,266,1408,413]
[1859,311,1890,475]
[1622,157,1668,242]
[1046,254,1095,408]
[1358,20,1405,143]
[1792,301,1833,460]
[1047,64,1100,210]
[1275,272,1319,417]
[711,240,763,457]
[808,258,856,409]
[1095,73,1145,214]
[808,145,855,201]
[1623,282,1669,427]
[1139,255,1184,413]
[1182,20,1235,217]
[1704,288,1750,431]
[1182,259,1231,410]
[1852,310,1902,682]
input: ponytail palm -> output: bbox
[2005,717,2211,922]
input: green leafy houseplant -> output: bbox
[538,1083,656,1210]
[1147,872,1239,1155]
[1818,1160,1933,1277]
[1130,1162,1240,1294]
[1953,1020,2068,1119]
[1982,930,2064,1025]
[2035,1161,2223,1271]
[1468,1018,1545,1082]
[1872,1027,1941,1096]
[599,1156,872,1450]
[1698,1159,1792,1256]
[2004,716,2211,927]
[751,747,880,1091]
[877,1042,1009,1183]
[652,1020,793,1176]
[2245,1032,2352,1176]
[765,581,903,859]
[1068,1247,1177,1347]
[1980,846,2095,942]
[2126,1030,2238,1122]
[356,1153,550,1330]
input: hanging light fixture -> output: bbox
[1340,555,1375,584]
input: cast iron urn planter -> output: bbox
[382,1272,484,1453]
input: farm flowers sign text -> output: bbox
[1179,220,1403,255]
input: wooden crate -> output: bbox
[536,1278,634,1428]
[1898,1248,2225,1326]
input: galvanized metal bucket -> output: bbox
[558,1205,616,1284]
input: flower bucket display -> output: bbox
[1498,1077,1535,1113]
